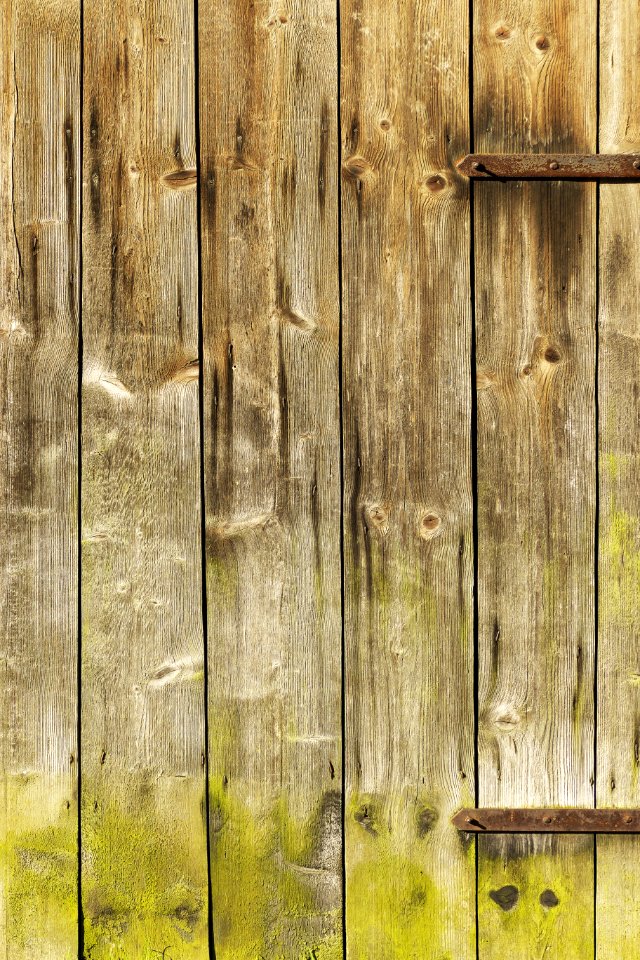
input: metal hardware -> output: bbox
[453,808,640,833]
[457,154,640,181]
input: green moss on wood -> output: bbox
[602,505,640,626]
[1,776,78,958]
[209,779,341,960]
[478,836,594,959]
[82,784,209,959]
[346,792,475,960]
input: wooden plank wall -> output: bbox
[4,0,640,957]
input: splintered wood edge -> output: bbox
[456,153,640,180]
[453,808,640,833]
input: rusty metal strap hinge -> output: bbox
[453,808,640,833]
[457,154,640,181]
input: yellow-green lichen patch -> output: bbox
[82,779,209,959]
[209,780,341,959]
[602,506,640,627]
[1,775,78,959]
[597,835,640,959]
[346,792,475,960]
[478,834,594,959]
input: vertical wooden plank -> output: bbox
[199,3,342,957]
[341,2,475,957]
[597,1,640,954]
[0,1,79,956]
[474,1,596,956]
[80,1,209,956]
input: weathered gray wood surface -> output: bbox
[1,1,79,956]
[80,0,209,955]
[474,0,597,955]
[198,2,343,956]
[340,1,475,956]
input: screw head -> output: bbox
[549,161,559,170]
[633,159,640,170]
[625,815,633,824]
[472,161,484,172]
[543,816,553,824]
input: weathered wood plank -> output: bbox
[597,0,640,954]
[80,2,209,956]
[474,1,597,956]
[199,3,342,956]
[0,2,79,957]
[340,2,475,957]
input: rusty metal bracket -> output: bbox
[453,808,640,833]
[457,154,640,181]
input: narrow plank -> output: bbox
[474,2,597,956]
[80,2,209,956]
[597,1,640,954]
[0,1,79,957]
[199,3,342,956]
[340,2,475,957]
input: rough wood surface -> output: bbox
[597,0,640,953]
[340,2,475,957]
[0,2,79,957]
[198,3,343,956]
[473,1,597,956]
[80,1,209,956]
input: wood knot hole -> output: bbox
[540,889,559,908]
[535,34,550,50]
[544,346,562,364]
[420,513,442,539]
[425,174,447,193]
[490,886,519,911]
[494,23,512,39]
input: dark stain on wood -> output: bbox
[540,889,559,908]
[310,458,322,584]
[489,885,519,911]
[318,99,329,215]
[350,425,362,580]
[277,324,290,492]
[89,102,101,225]
[416,806,437,837]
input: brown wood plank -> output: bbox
[341,2,475,957]
[198,3,343,956]
[474,1,597,956]
[0,1,80,956]
[458,153,640,180]
[597,0,640,954]
[80,2,209,956]
[454,808,640,832]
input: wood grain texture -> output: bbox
[198,3,342,957]
[80,1,209,956]
[474,0,596,955]
[340,2,474,957]
[597,0,640,954]
[0,1,79,957]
